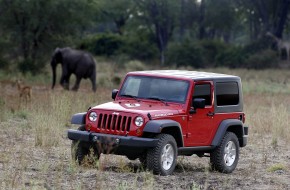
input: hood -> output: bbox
[90,100,185,119]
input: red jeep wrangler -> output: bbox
[68,70,248,176]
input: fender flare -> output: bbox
[71,112,86,125]
[211,119,244,147]
[143,119,184,147]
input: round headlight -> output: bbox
[89,112,97,122]
[135,116,144,127]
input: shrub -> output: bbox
[0,57,8,69]
[125,60,147,71]
[17,59,41,75]
[79,31,158,60]
[166,41,203,68]
[246,49,278,69]
[79,33,124,56]
[242,37,272,55]
[215,46,246,68]
[121,32,158,60]
[198,40,228,67]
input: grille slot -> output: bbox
[97,113,131,132]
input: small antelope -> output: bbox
[16,79,32,104]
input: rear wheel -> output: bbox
[146,134,177,176]
[210,132,240,173]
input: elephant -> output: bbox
[51,47,97,92]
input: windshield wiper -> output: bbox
[120,94,140,101]
[147,96,168,106]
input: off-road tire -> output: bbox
[146,134,177,176]
[71,126,99,165]
[71,140,90,164]
[210,132,240,173]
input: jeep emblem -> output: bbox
[125,103,140,108]
[112,112,119,115]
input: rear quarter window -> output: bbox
[216,82,239,106]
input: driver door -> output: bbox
[187,81,214,146]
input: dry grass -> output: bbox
[0,66,290,189]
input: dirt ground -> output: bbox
[0,81,290,190]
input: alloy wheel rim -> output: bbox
[223,140,237,166]
[161,143,174,170]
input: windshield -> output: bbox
[119,75,190,103]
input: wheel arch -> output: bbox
[71,112,86,125]
[227,125,244,147]
[143,119,184,147]
[211,119,245,147]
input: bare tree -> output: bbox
[135,0,179,65]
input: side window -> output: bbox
[216,82,239,106]
[193,84,211,106]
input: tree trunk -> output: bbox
[115,16,126,35]
[198,0,206,40]
[179,0,186,41]
[160,50,165,66]
[274,0,290,38]
[20,25,30,60]
[156,25,166,65]
[252,0,270,33]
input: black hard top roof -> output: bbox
[129,70,241,81]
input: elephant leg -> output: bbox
[60,75,67,90]
[66,74,72,89]
[90,73,97,92]
[72,77,81,91]
[60,74,71,90]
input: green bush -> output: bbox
[215,46,246,68]
[0,38,10,70]
[79,33,124,56]
[121,33,158,60]
[246,49,278,69]
[242,37,272,55]
[198,40,228,67]
[166,41,203,68]
[214,38,275,69]
[0,57,8,69]
[17,59,41,75]
[79,32,158,60]
[125,60,147,71]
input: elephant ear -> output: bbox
[53,47,62,62]
[53,47,60,55]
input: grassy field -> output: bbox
[0,64,290,189]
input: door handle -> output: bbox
[207,112,215,117]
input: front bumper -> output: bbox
[67,129,158,148]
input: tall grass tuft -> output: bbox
[245,97,290,142]
[31,91,74,147]
[30,89,110,147]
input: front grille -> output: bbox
[97,113,132,132]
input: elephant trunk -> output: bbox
[51,62,57,89]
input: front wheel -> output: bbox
[71,141,100,165]
[71,141,90,164]
[210,132,240,173]
[146,134,177,176]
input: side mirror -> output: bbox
[112,89,119,100]
[190,98,205,114]
[192,98,206,109]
